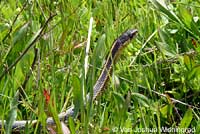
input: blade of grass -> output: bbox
[5,91,19,133]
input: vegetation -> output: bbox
[0,0,199,133]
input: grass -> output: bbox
[0,0,200,133]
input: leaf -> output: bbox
[150,0,182,24]
[100,103,107,128]
[112,91,125,105]
[179,6,200,36]
[151,0,199,39]
[13,22,30,45]
[5,91,19,134]
[48,101,62,133]
[179,108,193,128]
[112,92,126,120]
[4,23,30,66]
[13,51,34,89]
[3,24,42,71]
[13,62,25,89]
[187,65,200,81]
[184,55,195,70]
[93,34,106,66]
[68,116,75,134]
[72,75,82,116]
[131,92,149,107]
[160,104,172,118]
[158,29,176,55]
[196,120,200,133]
[156,41,176,57]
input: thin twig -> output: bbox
[129,28,158,66]
[130,50,197,68]
[18,47,38,98]
[152,90,200,110]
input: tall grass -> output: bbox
[0,0,199,133]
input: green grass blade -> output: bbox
[131,92,150,107]
[179,108,193,129]
[5,91,19,134]
[151,0,182,24]
[72,75,82,116]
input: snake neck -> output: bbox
[90,29,138,100]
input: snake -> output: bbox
[0,29,138,129]
[92,29,138,100]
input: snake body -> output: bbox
[0,29,138,129]
[92,29,138,100]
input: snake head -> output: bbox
[111,29,138,59]
[118,29,138,44]
[127,29,138,39]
